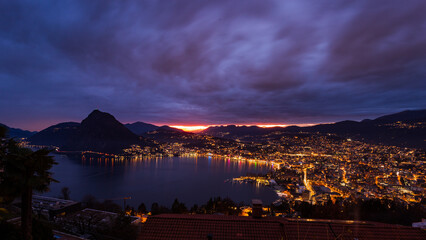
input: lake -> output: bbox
[44,154,278,209]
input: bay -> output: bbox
[44,154,278,208]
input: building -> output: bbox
[31,195,81,220]
[412,219,426,229]
[55,208,141,238]
[139,214,426,240]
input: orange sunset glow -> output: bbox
[170,123,321,132]
[170,125,209,132]
[170,124,290,132]
[171,125,289,132]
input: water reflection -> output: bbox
[47,154,277,208]
[80,154,273,173]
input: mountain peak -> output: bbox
[86,109,114,120]
[82,109,123,128]
[81,110,132,134]
[29,110,143,154]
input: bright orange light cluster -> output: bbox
[170,125,209,132]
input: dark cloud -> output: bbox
[0,0,425,130]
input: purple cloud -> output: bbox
[0,0,425,130]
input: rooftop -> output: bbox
[32,195,79,211]
[139,214,426,240]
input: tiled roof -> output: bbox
[282,219,426,240]
[139,214,426,240]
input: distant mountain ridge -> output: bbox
[202,110,426,149]
[294,110,426,148]
[140,125,185,139]
[125,122,159,135]
[0,123,37,138]
[22,109,426,152]
[156,125,184,133]
[28,122,80,147]
[372,110,426,123]
[29,110,146,154]
[202,125,281,138]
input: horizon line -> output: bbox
[4,108,423,132]
[2,122,331,133]
[169,123,325,132]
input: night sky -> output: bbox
[1,1,425,131]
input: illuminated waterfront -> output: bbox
[45,153,277,208]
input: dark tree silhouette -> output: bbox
[0,136,57,240]
[61,187,70,200]
[137,203,147,214]
[151,202,160,215]
[171,198,187,213]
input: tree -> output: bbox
[171,198,187,214]
[0,143,57,240]
[151,202,160,215]
[150,202,170,215]
[97,213,138,240]
[190,204,199,213]
[60,187,70,200]
[137,203,147,214]
[0,126,10,219]
[82,194,98,208]
[0,126,5,138]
